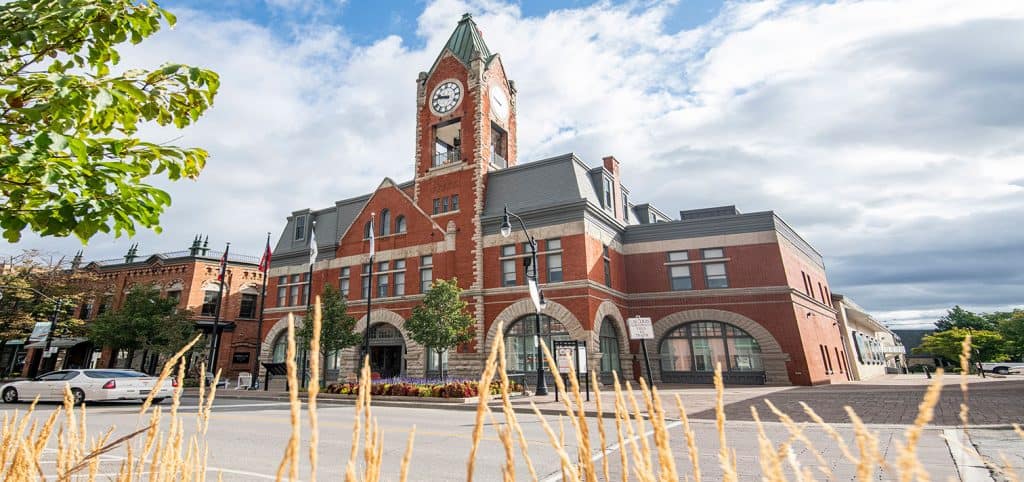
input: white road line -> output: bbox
[57,452,285,480]
[539,420,682,482]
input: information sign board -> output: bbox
[627,317,654,340]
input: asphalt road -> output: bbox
[6,397,979,481]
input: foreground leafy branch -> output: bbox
[0,0,219,242]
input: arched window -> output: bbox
[659,321,762,373]
[599,317,621,374]
[380,209,391,236]
[364,221,371,239]
[504,315,571,373]
[272,333,288,363]
[395,215,407,233]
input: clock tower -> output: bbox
[412,13,517,292]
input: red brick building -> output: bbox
[32,240,265,380]
[261,14,847,386]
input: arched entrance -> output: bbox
[658,320,766,385]
[503,314,571,387]
[368,323,405,378]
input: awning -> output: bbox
[25,337,90,349]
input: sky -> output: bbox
[4,0,1023,329]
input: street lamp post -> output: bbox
[0,285,63,377]
[500,204,549,396]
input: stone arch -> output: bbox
[337,309,425,378]
[483,298,587,356]
[257,315,302,382]
[592,301,633,380]
[651,309,790,385]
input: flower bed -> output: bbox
[324,377,523,398]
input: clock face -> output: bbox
[430,81,462,115]
[490,85,509,121]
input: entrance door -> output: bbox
[370,346,403,378]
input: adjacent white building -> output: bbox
[832,294,906,380]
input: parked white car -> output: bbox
[1,369,176,405]
[980,362,1024,375]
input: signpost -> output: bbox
[627,316,655,386]
[552,340,589,402]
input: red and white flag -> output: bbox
[258,238,272,273]
[217,247,229,281]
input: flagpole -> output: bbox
[362,213,375,375]
[208,242,230,372]
[251,232,271,389]
[303,221,317,389]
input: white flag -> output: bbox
[308,223,318,268]
[368,213,375,259]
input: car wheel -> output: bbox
[994,367,1010,375]
[70,388,85,406]
[151,398,166,405]
[2,387,18,403]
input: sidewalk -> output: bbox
[200,374,1024,427]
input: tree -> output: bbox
[0,0,219,243]
[405,278,474,380]
[298,285,361,386]
[87,285,195,371]
[0,251,97,343]
[934,305,994,331]
[995,309,1024,361]
[913,328,1007,365]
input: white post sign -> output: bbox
[556,346,575,374]
[577,344,587,373]
[627,317,654,340]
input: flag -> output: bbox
[368,213,375,259]
[308,223,318,268]
[216,248,228,281]
[258,238,272,273]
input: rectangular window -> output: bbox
[546,239,563,282]
[290,285,300,306]
[290,274,301,284]
[704,263,728,288]
[394,260,406,296]
[277,286,287,306]
[239,293,258,318]
[201,291,219,317]
[668,251,689,262]
[501,245,517,287]
[294,215,306,241]
[702,248,724,259]
[443,197,450,213]
[818,282,826,303]
[670,265,692,290]
[451,194,459,211]
[427,349,449,373]
[603,245,611,287]
[420,255,433,292]
[339,267,350,297]
[433,198,441,215]
[80,302,92,320]
[824,286,830,303]
[376,261,389,297]
[621,192,628,218]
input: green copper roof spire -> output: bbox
[441,13,493,67]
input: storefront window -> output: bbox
[659,321,762,373]
[504,315,570,373]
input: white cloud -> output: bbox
[7,0,1024,327]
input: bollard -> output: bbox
[924,366,931,379]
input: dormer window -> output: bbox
[602,177,613,212]
[433,118,461,167]
[294,215,306,241]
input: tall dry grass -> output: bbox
[3,301,1021,481]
